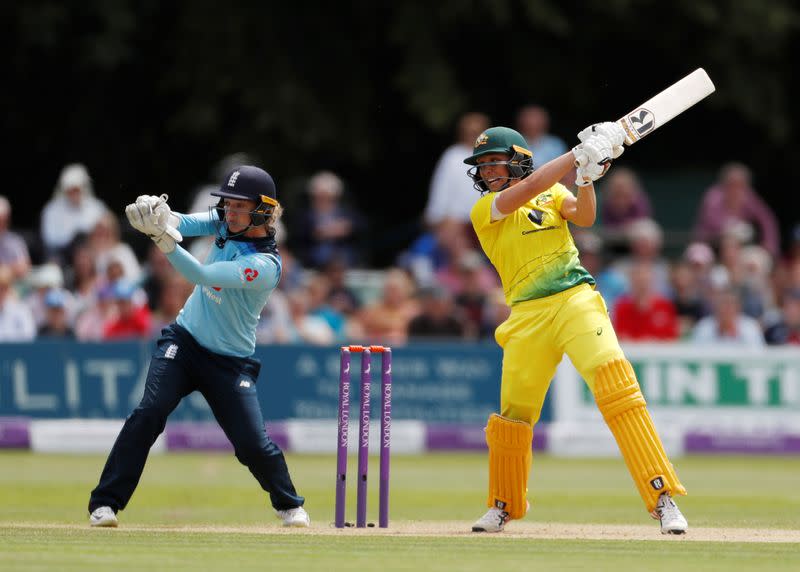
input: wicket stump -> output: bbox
[335,345,392,528]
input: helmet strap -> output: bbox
[211,200,271,248]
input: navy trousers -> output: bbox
[89,323,304,513]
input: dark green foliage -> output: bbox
[6,1,799,262]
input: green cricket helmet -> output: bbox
[464,126,534,193]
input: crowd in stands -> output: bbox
[1,109,798,348]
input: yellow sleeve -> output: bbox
[550,184,573,213]
[470,193,496,233]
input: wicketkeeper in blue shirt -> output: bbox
[88,166,309,528]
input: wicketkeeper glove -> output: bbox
[125,194,183,253]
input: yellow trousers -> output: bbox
[492,284,685,512]
[495,284,623,425]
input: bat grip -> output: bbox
[574,156,612,169]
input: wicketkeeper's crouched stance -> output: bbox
[87,166,310,528]
[465,124,687,534]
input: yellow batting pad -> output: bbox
[485,413,533,520]
[594,359,687,512]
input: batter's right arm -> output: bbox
[494,152,576,215]
[560,184,597,227]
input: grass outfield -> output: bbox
[1,452,799,571]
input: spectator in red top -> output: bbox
[613,260,679,341]
[693,162,780,257]
[103,281,152,340]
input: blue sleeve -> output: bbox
[166,246,280,290]
[175,211,218,237]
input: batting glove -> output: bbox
[578,122,625,159]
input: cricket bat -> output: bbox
[577,68,715,165]
[618,68,715,145]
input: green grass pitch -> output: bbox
[1,452,799,571]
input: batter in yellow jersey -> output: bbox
[464,125,688,536]
[471,184,594,304]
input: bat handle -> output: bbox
[573,156,612,169]
[573,125,596,168]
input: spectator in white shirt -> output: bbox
[41,164,108,264]
[691,286,764,346]
[0,266,36,341]
[424,112,490,229]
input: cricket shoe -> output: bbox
[651,492,687,535]
[471,501,529,533]
[276,506,310,527]
[89,506,118,528]
[471,507,510,533]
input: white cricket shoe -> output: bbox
[89,506,118,528]
[471,500,530,533]
[472,507,511,533]
[276,506,310,527]
[652,492,688,535]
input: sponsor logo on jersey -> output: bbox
[527,210,544,225]
[202,285,222,304]
[521,225,559,235]
[535,192,553,207]
[243,268,259,282]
